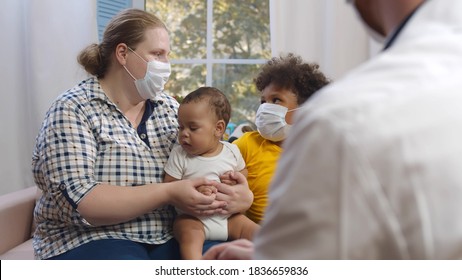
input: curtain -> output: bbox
[0,0,97,195]
[270,0,377,80]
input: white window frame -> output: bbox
[142,0,269,87]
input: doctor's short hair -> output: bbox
[255,53,330,105]
[182,87,231,126]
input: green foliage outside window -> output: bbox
[146,0,271,126]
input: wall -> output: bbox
[0,0,98,195]
[270,0,376,81]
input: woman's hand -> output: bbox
[212,171,253,215]
[167,177,226,216]
[202,239,254,260]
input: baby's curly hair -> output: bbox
[182,87,231,126]
[254,53,330,104]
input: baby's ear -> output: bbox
[215,120,226,136]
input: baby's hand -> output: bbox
[197,185,217,196]
[219,171,238,185]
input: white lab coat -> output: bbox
[255,0,462,259]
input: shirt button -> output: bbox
[59,183,66,190]
[140,133,147,139]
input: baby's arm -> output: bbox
[219,168,248,185]
[164,173,179,183]
[197,184,217,196]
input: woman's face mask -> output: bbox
[255,103,298,142]
[124,47,171,100]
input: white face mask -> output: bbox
[255,103,298,142]
[124,47,171,100]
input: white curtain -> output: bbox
[0,0,97,195]
[270,0,377,81]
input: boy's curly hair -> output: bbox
[254,53,330,104]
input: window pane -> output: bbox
[146,0,270,126]
[146,0,206,59]
[213,0,271,59]
[165,64,206,100]
[212,64,260,125]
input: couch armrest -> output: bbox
[0,186,37,255]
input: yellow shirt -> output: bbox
[234,131,282,223]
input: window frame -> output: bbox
[168,0,268,87]
[97,0,133,42]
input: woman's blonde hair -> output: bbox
[77,9,167,78]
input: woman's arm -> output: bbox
[77,177,225,226]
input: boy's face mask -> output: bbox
[255,103,298,142]
[124,47,171,100]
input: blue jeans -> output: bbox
[48,238,222,260]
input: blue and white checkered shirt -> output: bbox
[31,77,179,259]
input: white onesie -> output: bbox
[164,141,245,240]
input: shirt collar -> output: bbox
[86,77,111,102]
[383,2,426,50]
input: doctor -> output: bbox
[204,0,462,259]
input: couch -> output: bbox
[0,186,38,260]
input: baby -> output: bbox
[164,86,259,259]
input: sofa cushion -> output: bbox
[0,186,37,258]
[0,239,34,260]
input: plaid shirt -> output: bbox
[31,77,179,259]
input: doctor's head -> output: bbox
[347,0,426,43]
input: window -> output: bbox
[146,0,271,130]
[97,0,271,134]
[97,0,133,42]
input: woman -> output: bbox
[31,8,252,260]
